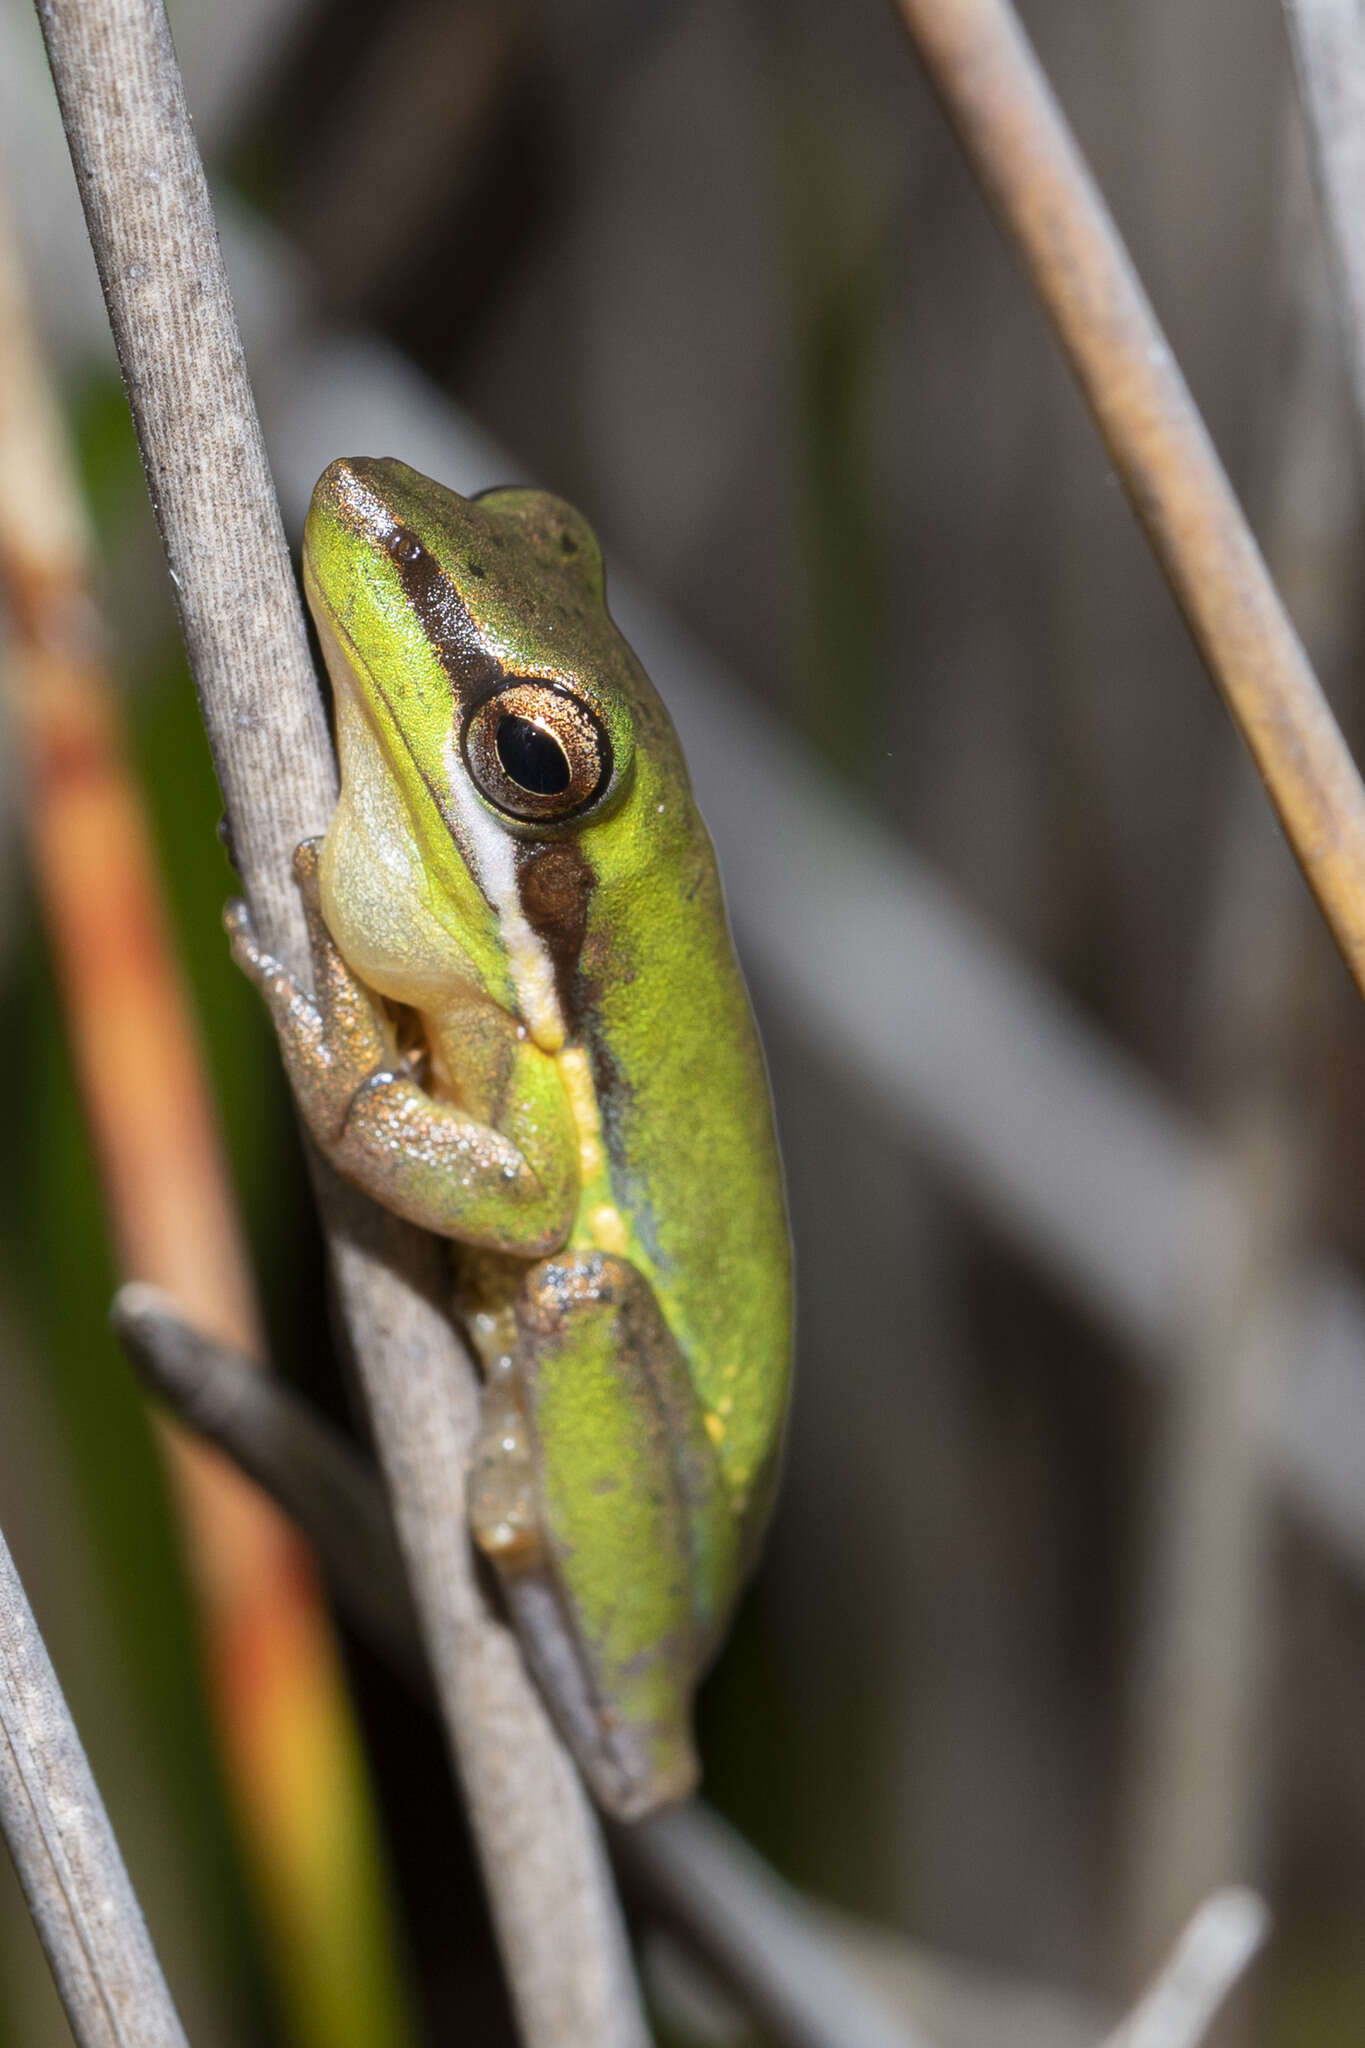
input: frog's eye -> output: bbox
[463,682,611,822]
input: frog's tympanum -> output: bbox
[230,458,792,1818]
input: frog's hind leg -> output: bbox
[467,1251,736,1820]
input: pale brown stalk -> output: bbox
[893,0,1365,1006]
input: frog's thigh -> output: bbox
[502,1253,736,1816]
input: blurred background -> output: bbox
[2,0,1364,2041]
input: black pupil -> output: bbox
[496,714,572,796]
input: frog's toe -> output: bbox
[224,901,293,1005]
[292,836,324,897]
[223,897,262,965]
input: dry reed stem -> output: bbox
[894,0,1365,1007]
[1103,1889,1268,2048]
[0,1517,190,2048]
[1282,0,1365,458]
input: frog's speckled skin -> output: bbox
[229,458,791,1816]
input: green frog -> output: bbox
[229,457,791,1817]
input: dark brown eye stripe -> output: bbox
[516,841,595,1019]
[371,509,612,828]
[385,521,499,686]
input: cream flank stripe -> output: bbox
[556,1047,629,1257]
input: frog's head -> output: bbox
[306,458,692,1051]
[304,456,641,835]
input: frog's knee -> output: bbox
[518,1252,636,1335]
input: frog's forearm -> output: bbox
[334,1068,576,1252]
[227,861,577,1253]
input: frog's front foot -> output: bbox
[225,837,392,1146]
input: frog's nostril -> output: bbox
[324,454,369,492]
[316,455,388,535]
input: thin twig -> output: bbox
[0,1516,190,2048]
[893,0,1365,1008]
[1120,1115,1283,1971]
[113,1285,931,2048]
[1102,1889,1268,2048]
[33,4,646,2042]
[618,1804,929,2048]
[1281,0,1365,460]
[113,1285,425,1694]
